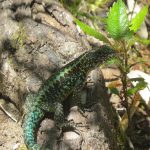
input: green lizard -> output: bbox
[23,45,116,150]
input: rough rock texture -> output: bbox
[0,0,119,149]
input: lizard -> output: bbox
[22,45,116,150]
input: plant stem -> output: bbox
[121,40,129,117]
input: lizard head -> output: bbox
[88,45,116,67]
[96,45,116,62]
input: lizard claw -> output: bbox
[67,119,89,129]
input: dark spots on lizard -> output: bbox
[59,76,64,82]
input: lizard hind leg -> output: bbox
[22,107,45,150]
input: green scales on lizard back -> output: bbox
[23,45,116,150]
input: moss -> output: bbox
[11,23,27,50]
[8,56,14,65]
[0,23,27,53]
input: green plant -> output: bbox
[74,0,149,147]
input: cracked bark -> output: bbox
[0,0,120,149]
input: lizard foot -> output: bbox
[26,144,41,150]
[77,107,88,118]
[32,144,40,150]
[61,119,88,129]
[56,120,86,143]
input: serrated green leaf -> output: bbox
[129,6,148,32]
[134,36,150,45]
[109,87,120,96]
[127,79,147,96]
[74,18,111,44]
[106,0,129,40]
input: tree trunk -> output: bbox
[0,0,119,149]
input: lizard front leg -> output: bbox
[23,107,45,150]
[70,82,89,118]
[54,102,64,127]
[54,102,83,134]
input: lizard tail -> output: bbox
[23,107,45,150]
